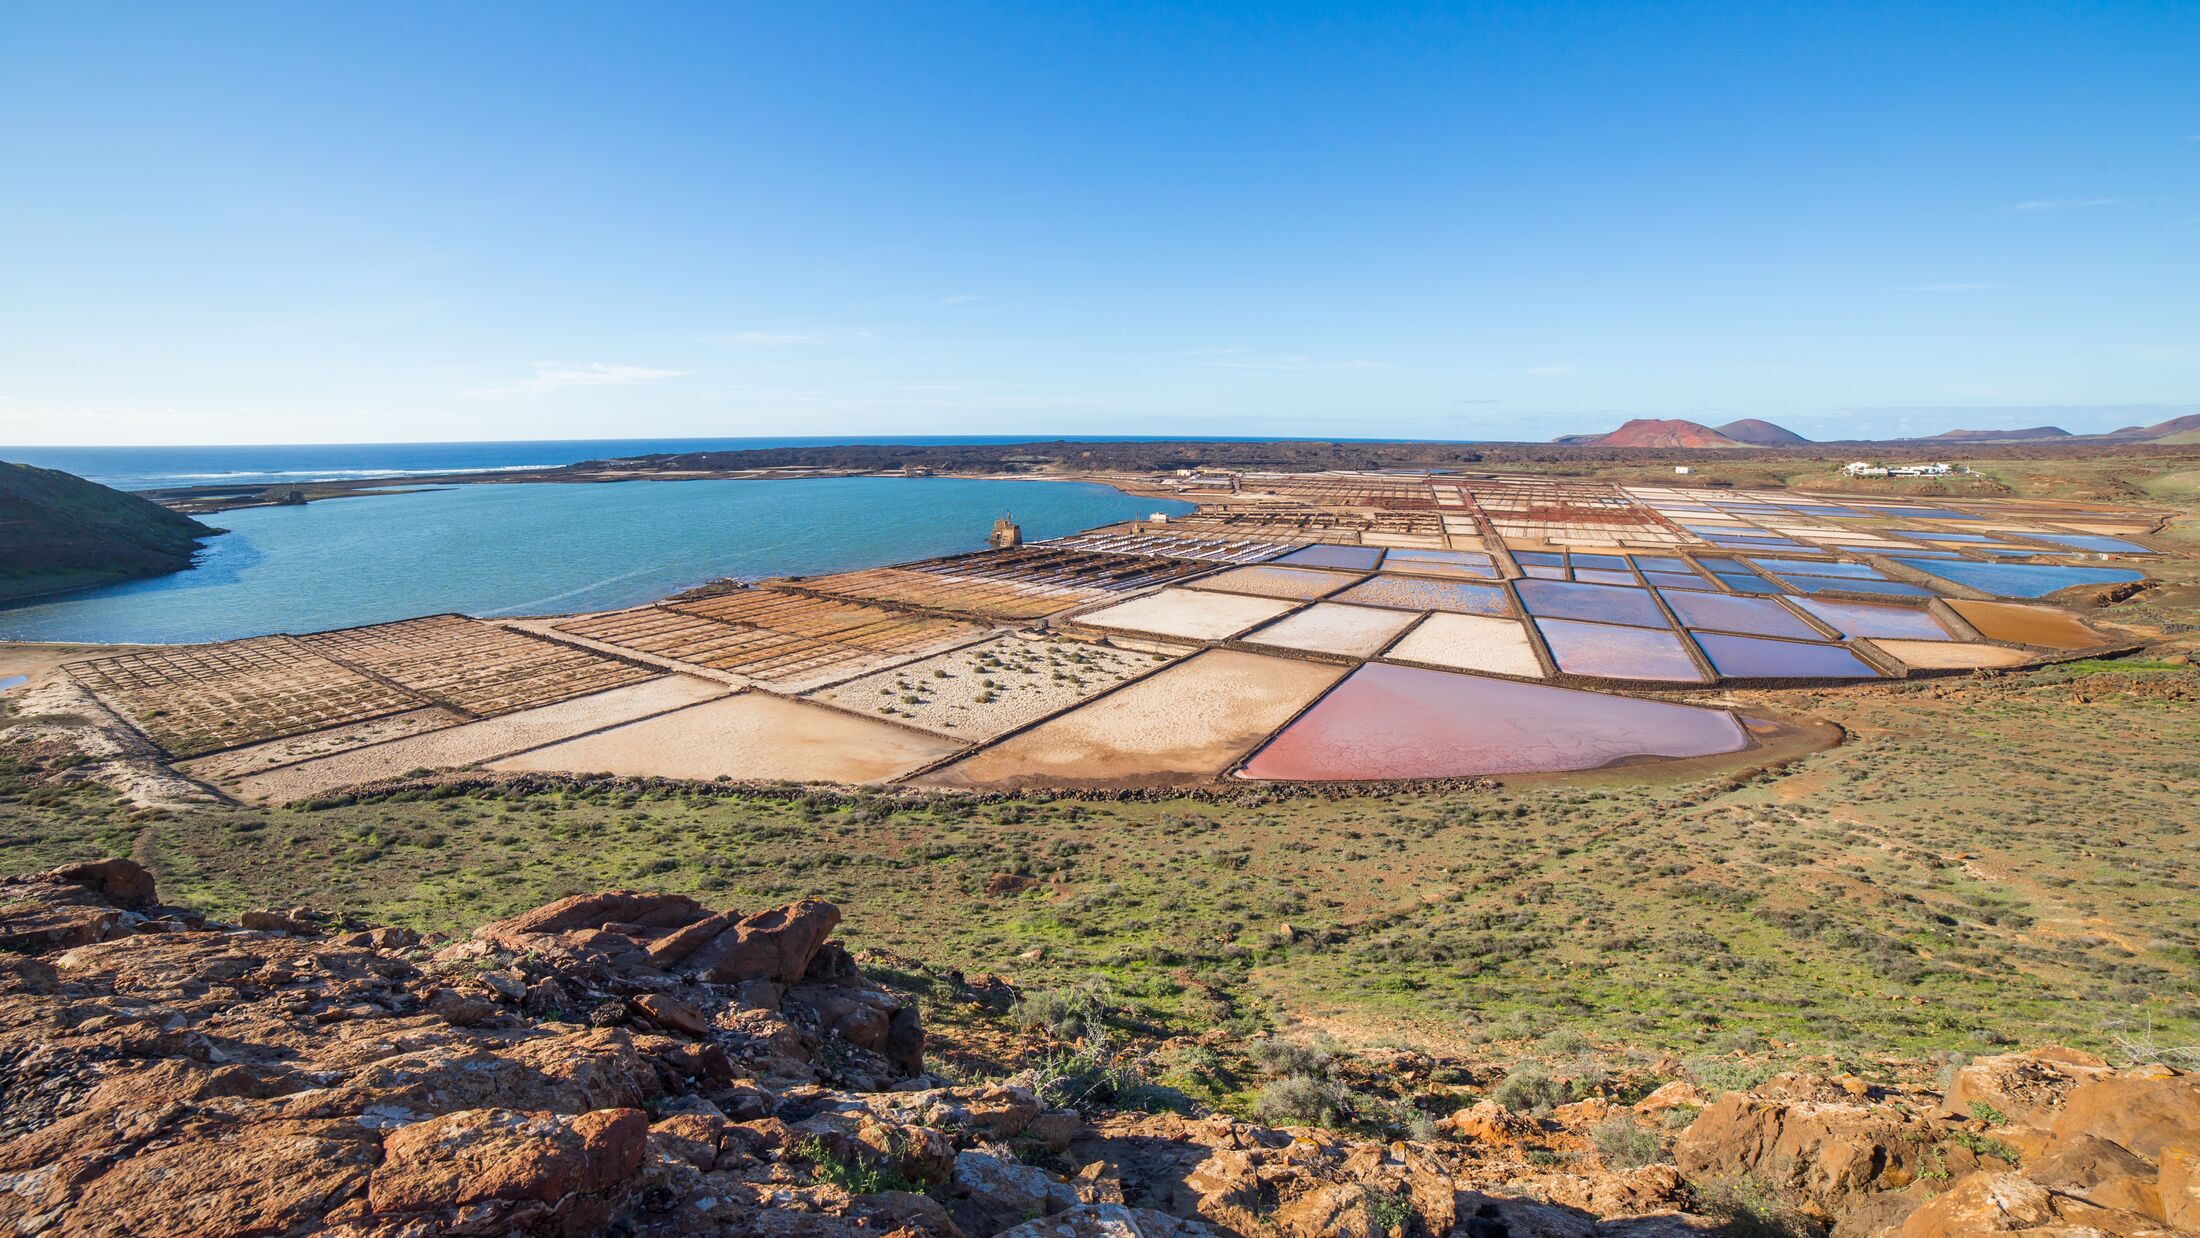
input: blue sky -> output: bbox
[1,2,2194,446]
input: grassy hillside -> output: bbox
[0,461,218,602]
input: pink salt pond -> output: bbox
[1239,663,1749,781]
[1535,618,1707,682]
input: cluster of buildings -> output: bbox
[1842,461,1959,479]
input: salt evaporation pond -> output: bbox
[1889,558,2145,599]
[1691,632,1881,679]
[1239,663,1748,780]
[1535,618,1706,681]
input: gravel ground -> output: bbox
[806,634,1178,739]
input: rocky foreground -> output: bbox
[0,862,2192,1237]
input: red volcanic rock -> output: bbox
[368,1106,648,1220]
[474,890,708,952]
[48,857,158,911]
[678,898,843,986]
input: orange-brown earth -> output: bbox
[2,860,2193,1237]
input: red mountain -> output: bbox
[1560,418,1749,448]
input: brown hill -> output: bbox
[1922,426,2072,443]
[0,461,218,602]
[1561,418,1749,448]
[2103,411,2200,442]
[1714,418,1810,445]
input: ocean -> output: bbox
[0,436,1407,493]
[0,476,1192,645]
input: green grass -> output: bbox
[6,652,2195,1076]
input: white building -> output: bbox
[1844,460,1956,479]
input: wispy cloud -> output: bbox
[502,362,690,393]
[1885,282,2003,293]
[2014,198,2118,211]
[1520,364,1577,376]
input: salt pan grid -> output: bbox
[791,546,1219,620]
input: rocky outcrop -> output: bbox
[1667,1047,2200,1238]
[0,859,943,1236]
[5,863,2192,1238]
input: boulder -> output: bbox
[2028,1133,2162,1219]
[1941,1047,2112,1126]
[2050,1069,2200,1161]
[1633,1081,1704,1113]
[424,986,501,1028]
[628,991,708,1038]
[677,899,842,985]
[861,1084,1045,1142]
[1269,1181,1381,1238]
[2162,1146,2199,1233]
[239,909,318,935]
[368,1106,649,1227]
[1445,1099,1536,1145]
[49,857,158,910]
[947,1149,1081,1234]
[474,891,708,952]
[1674,1093,1927,1207]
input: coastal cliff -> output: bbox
[0,461,218,603]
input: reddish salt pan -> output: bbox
[1239,662,1748,780]
[1535,618,1707,682]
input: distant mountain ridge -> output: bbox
[1555,411,2200,447]
[1919,426,2072,443]
[0,461,219,603]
